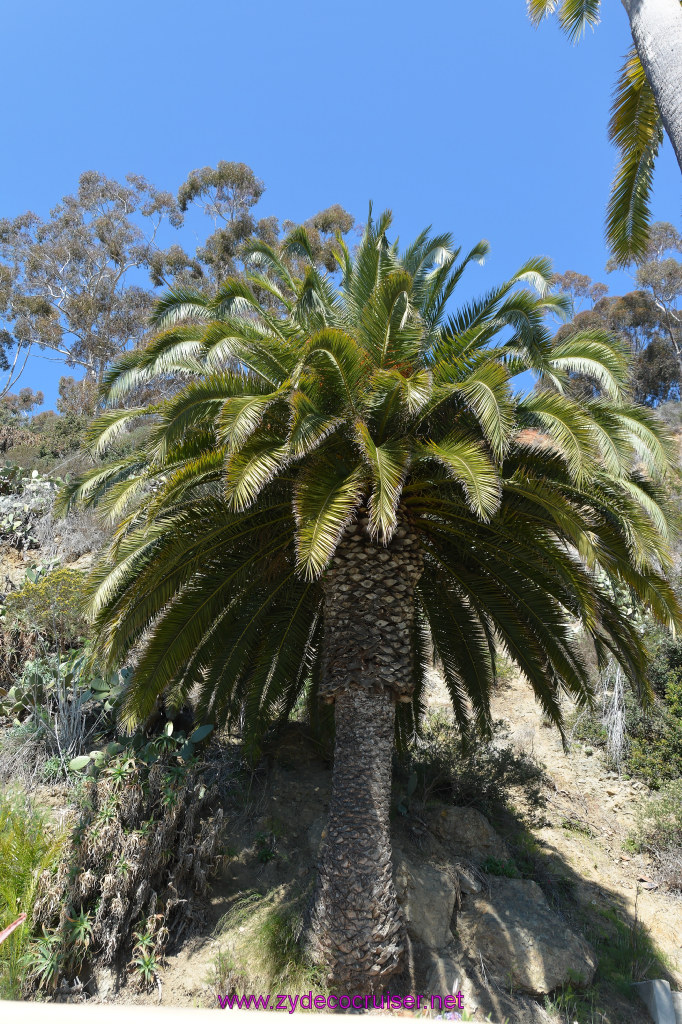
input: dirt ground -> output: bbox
[41,673,682,1020]
[489,672,682,988]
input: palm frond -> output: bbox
[294,462,366,578]
[607,47,663,265]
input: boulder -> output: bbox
[393,849,457,949]
[423,946,555,1024]
[424,948,480,1014]
[455,877,597,996]
[427,805,509,863]
[633,980,678,1024]
[451,859,483,894]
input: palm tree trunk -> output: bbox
[305,516,422,992]
[622,0,682,175]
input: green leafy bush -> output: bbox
[3,567,88,650]
[1,650,130,779]
[481,856,520,878]
[395,712,548,819]
[626,633,682,787]
[630,780,682,893]
[632,780,682,854]
[0,789,65,998]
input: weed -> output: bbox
[255,831,277,863]
[29,746,226,994]
[629,779,682,892]
[22,929,63,993]
[211,888,327,998]
[396,712,548,820]
[561,815,595,838]
[0,788,65,998]
[67,907,93,951]
[132,950,159,989]
[480,857,520,878]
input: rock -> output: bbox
[424,948,479,1013]
[427,805,509,863]
[672,990,682,1024]
[456,878,597,996]
[452,860,482,894]
[393,849,457,949]
[633,979,677,1024]
[423,946,555,1024]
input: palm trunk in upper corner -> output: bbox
[305,515,423,993]
[622,0,682,175]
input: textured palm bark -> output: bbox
[622,0,682,175]
[306,516,423,992]
[319,516,423,703]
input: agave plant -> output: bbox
[58,210,680,991]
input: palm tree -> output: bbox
[527,0,682,265]
[59,211,680,992]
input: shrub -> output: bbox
[29,743,226,993]
[569,629,682,788]
[1,651,128,779]
[626,634,682,787]
[395,712,548,820]
[33,510,108,563]
[630,780,682,893]
[633,779,682,853]
[3,567,88,651]
[0,466,56,548]
[481,856,520,878]
[0,788,65,999]
[211,889,327,1000]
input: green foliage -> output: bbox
[526,2,666,264]
[396,713,548,820]
[130,930,160,988]
[29,742,225,993]
[67,719,212,776]
[255,832,277,864]
[544,904,671,1021]
[0,465,56,549]
[58,212,681,752]
[0,789,65,999]
[632,337,681,406]
[0,462,26,495]
[632,779,682,854]
[212,890,327,998]
[569,624,682,788]
[3,567,88,649]
[627,631,682,788]
[481,856,520,878]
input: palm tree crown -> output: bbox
[527,0,682,265]
[60,210,680,749]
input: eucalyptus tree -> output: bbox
[59,212,680,992]
[0,163,355,401]
[0,172,182,399]
[528,0,682,264]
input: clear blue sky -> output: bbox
[2,0,681,408]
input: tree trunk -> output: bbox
[305,515,423,992]
[622,0,682,175]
